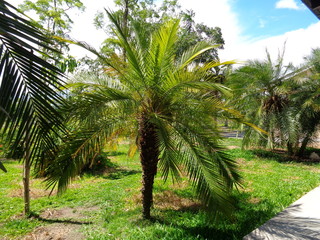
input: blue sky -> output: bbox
[233,0,318,40]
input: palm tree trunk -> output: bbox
[23,155,31,216]
[139,115,159,219]
[122,0,129,61]
[287,141,294,156]
[23,123,31,216]
[298,136,310,157]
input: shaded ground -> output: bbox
[252,148,320,163]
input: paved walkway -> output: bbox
[244,186,320,239]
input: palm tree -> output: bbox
[43,11,240,220]
[0,1,65,215]
[228,49,298,151]
[288,48,320,156]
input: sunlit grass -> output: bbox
[0,139,320,239]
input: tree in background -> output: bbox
[93,0,224,64]
[0,1,65,215]
[18,0,84,72]
[177,9,224,64]
[43,11,240,220]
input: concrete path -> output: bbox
[220,126,244,138]
[244,186,320,239]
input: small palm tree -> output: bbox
[44,11,240,219]
[0,1,65,215]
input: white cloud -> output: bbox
[259,19,266,28]
[179,0,243,57]
[275,0,300,10]
[179,0,241,39]
[219,21,320,66]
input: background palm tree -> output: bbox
[288,48,320,156]
[228,49,298,151]
[0,0,65,215]
[229,48,320,157]
[43,11,241,220]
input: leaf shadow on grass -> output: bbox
[133,192,277,240]
[249,149,289,162]
[30,213,93,225]
[246,149,320,165]
[108,151,127,157]
[83,165,141,180]
[102,168,141,180]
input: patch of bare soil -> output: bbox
[22,206,99,240]
[22,223,83,240]
[9,183,81,199]
[241,181,254,193]
[236,158,246,165]
[248,197,261,204]
[129,190,201,212]
[154,190,201,211]
[310,168,320,173]
[9,188,57,199]
[39,206,99,220]
[227,145,240,150]
[240,169,256,174]
[282,176,301,182]
[14,164,24,169]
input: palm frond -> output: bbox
[179,42,220,69]
[44,117,128,193]
[171,115,240,217]
[106,9,147,84]
[150,113,182,182]
[148,89,241,217]
[0,1,65,169]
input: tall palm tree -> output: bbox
[43,11,241,220]
[0,1,65,214]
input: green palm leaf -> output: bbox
[0,1,65,170]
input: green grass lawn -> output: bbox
[1,139,320,239]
